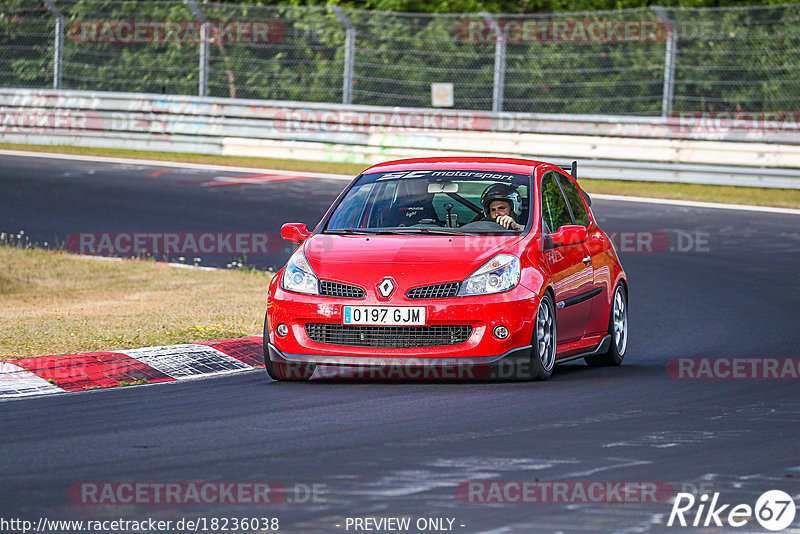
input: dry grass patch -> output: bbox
[0,245,271,360]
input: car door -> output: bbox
[559,175,613,336]
[540,171,594,344]
[555,171,608,338]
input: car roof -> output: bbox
[361,157,546,175]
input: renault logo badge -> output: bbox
[378,278,395,298]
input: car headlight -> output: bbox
[281,247,319,295]
[458,254,520,296]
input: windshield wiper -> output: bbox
[324,228,380,235]
[392,227,480,236]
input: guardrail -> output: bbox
[2,89,800,189]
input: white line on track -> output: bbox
[2,149,799,215]
[591,193,800,215]
[0,149,353,180]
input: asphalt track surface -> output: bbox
[2,154,800,533]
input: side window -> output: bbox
[541,173,573,233]
[556,174,590,227]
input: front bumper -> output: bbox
[267,282,540,361]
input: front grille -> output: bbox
[406,282,460,299]
[319,280,365,299]
[305,324,473,348]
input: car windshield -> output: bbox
[324,169,531,234]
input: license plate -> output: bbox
[342,306,426,326]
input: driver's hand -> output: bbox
[496,215,519,230]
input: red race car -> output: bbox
[265,157,627,381]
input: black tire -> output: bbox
[263,316,315,381]
[585,283,627,367]
[524,292,556,381]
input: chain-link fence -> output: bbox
[1,1,799,116]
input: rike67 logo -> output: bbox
[668,490,796,531]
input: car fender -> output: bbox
[265,271,284,343]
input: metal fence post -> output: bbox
[42,0,63,89]
[186,0,209,97]
[330,6,355,105]
[652,6,677,117]
[481,12,505,113]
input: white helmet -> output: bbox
[481,183,522,218]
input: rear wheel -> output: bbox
[524,292,556,380]
[263,318,315,381]
[585,283,627,367]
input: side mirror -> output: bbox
[549,225,587,247]
[281,223,311,244]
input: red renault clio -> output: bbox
[265,157,627,381]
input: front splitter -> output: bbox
[267,343,537,380]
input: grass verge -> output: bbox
[0,244,270,360]
[2,142,799,209]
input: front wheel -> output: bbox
[585,283,627,367]
[524,292,556,381]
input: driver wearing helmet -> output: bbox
[481,183,523,230]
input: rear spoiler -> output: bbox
[557,160,591,207]
[558,160,578,180]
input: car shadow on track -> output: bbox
[259,360,660,385]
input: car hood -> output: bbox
[302,233,525,287]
